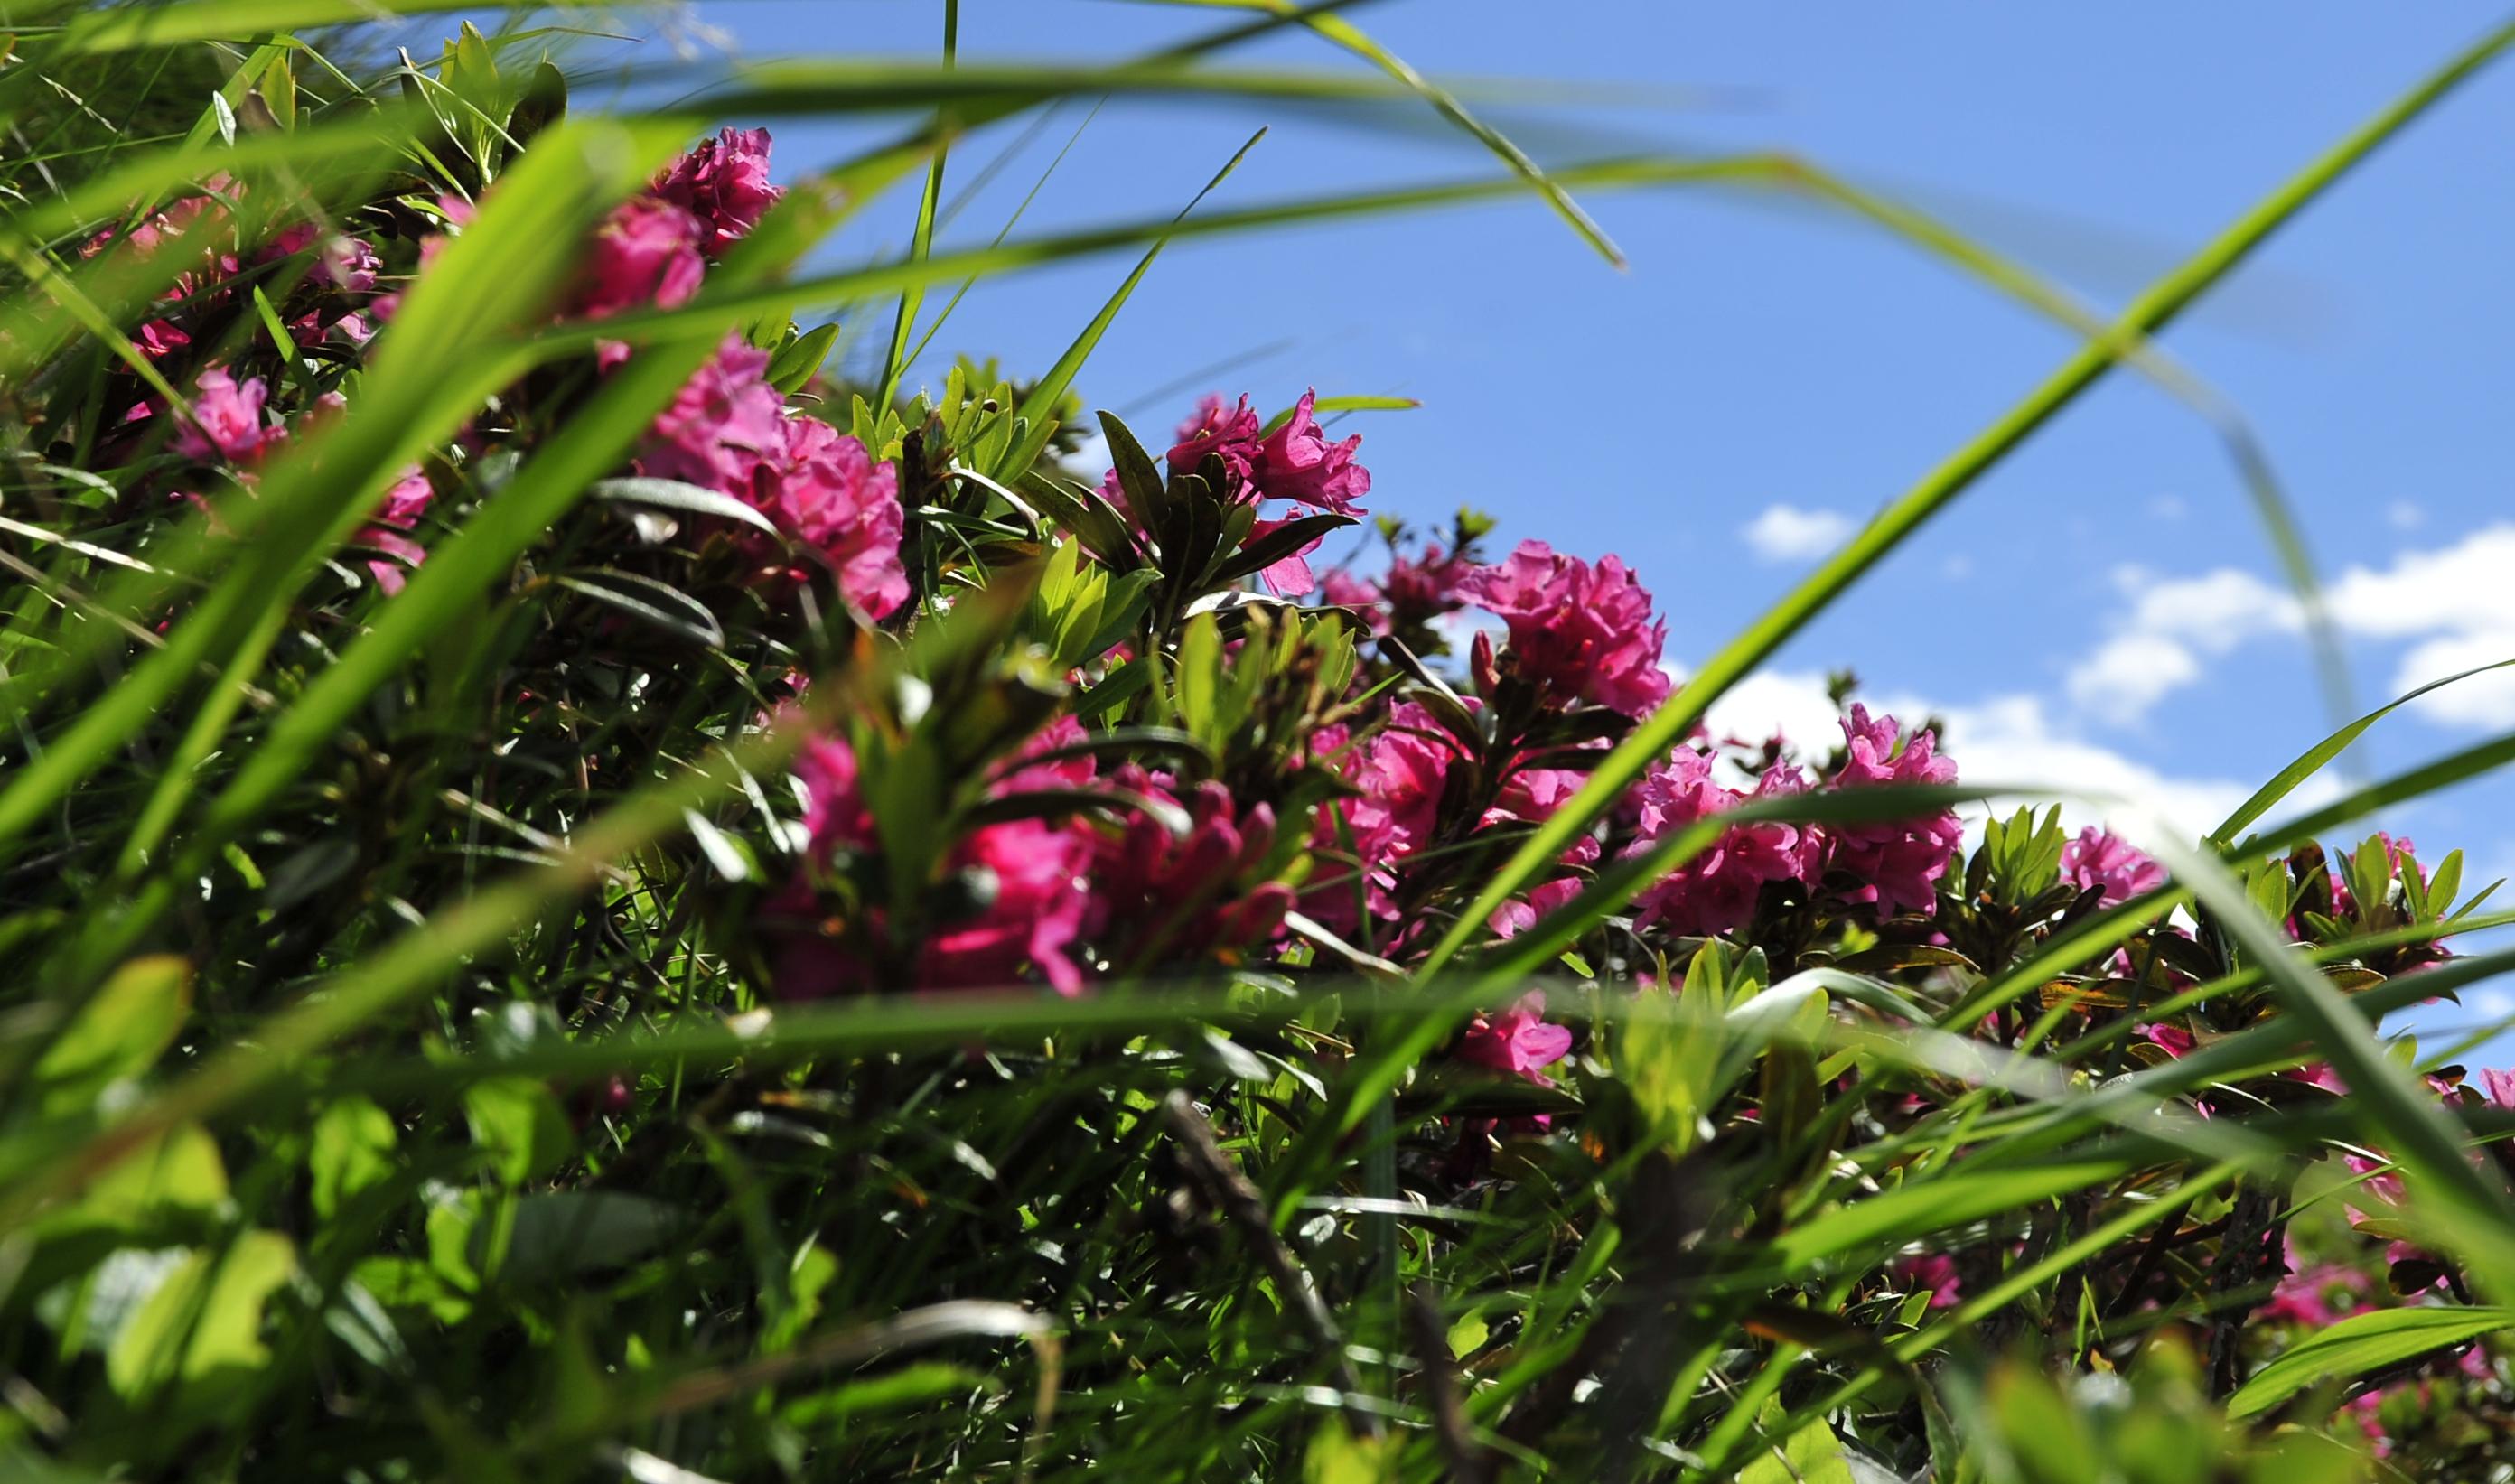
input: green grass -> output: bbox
[1,6,2513,1481]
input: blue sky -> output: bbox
[660,3,2515,1050]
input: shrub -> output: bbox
[3,11,2514,1482]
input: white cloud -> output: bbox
[2067,631,2202,717]
[1741,504,1855,562]
[2064,566,2304,723]
[2325,525,2515,726]
[1694,669,2290,836]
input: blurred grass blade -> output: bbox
[996,126,1269,479]
[1418,19,2515,977]
[875,0,957,410]
[1128,0,1627,266]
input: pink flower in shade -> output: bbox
[575,198,707,364]
[1253,390,1370,514]
[1826,705,1962,918]
[2261,1238,2370,1328]
[1381,541,1470,626]
[921,819,1094,996]
[990,715,1095,795]
[1456,994,1574,1084]
[642,336,790,491]
[2062,826,2166,905]
[1317,568,1388,633]
[773,732,1091,996]
[1457,539,1670,716]
[1304,702,1466,929]
[173,369,277,463]
[639,338,908,619]
[1627,751,1819,938]
[795,733,875,858]
[654,127,783,257]
[1083,766,1293,961]
[1489,835,1600,938]
[1890,1253,1962,1310]
[261,222,382,294]
[356,466,435,594]
[762,415,909,621]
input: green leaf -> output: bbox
[310,1097,399,1220]
[2227,1305,2513,1420]
[106,1231,296,1411]
[500,1191,687,1283]
[35,955,191,1115]
[463,1078,572,1187]
[1772,1160,2132,1274]
[1738,1397,1856,1484]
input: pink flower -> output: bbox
[1457,539,1669,716]
[795,733,874,859]
[1890,1253,1962,1310]
[1628,751,1818,938]
[173,369,276,463]
[575,197,707,359]
[1317,568,1387,633]
[2482,1068,2515,1110]
[2262,1240,2368,1328]
[1083,766,1291,960]
[655,127,782,257]
[990,715,1094,795]
[1166,393,1263,486]
[640,338,908,620]
[1826,705,1962,917]
[761,416,909,621]
[356,466,434,594]
[1456,995,1574,1083]
[2062,826,2166,904]
[1489,835,1599,938]
[921,819,1093,997]
[1381,541,1470,626]
[1253,390,1370,514]
[642,336,790,491]
[1305,702,1465,928]
[775,732,1090,996]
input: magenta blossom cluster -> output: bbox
[171,369,434,592]
[1097,389,1372,595]
[639,334,908,620]
[81,176,387,359]
[772,720,1294,998]
[1457,539,1670,717]
[2063,826,2168,904]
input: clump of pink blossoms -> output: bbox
[1456,539,1669,718]
[1136,388,1371,595]
[1826,705,1962,917]
[639,335,907,620]
[1626,749,1821,938]
[654,126,783,256]
[2063,826,2166,904]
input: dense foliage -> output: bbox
[5,10,2515,1482]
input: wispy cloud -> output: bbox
[1741,504,1854,562]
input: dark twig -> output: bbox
[1407,1284,1489,1484]
[1158,1089,1382,1439]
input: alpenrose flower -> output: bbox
[1827,705,1962,917]
[654,126,783,256]
[1627,751,1820,938]
[2062,826,2166,904]
[1455,995,1575,1084]
[1145,389,1372,595]
[640,335,907,620]
[1456,539,1670,717]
